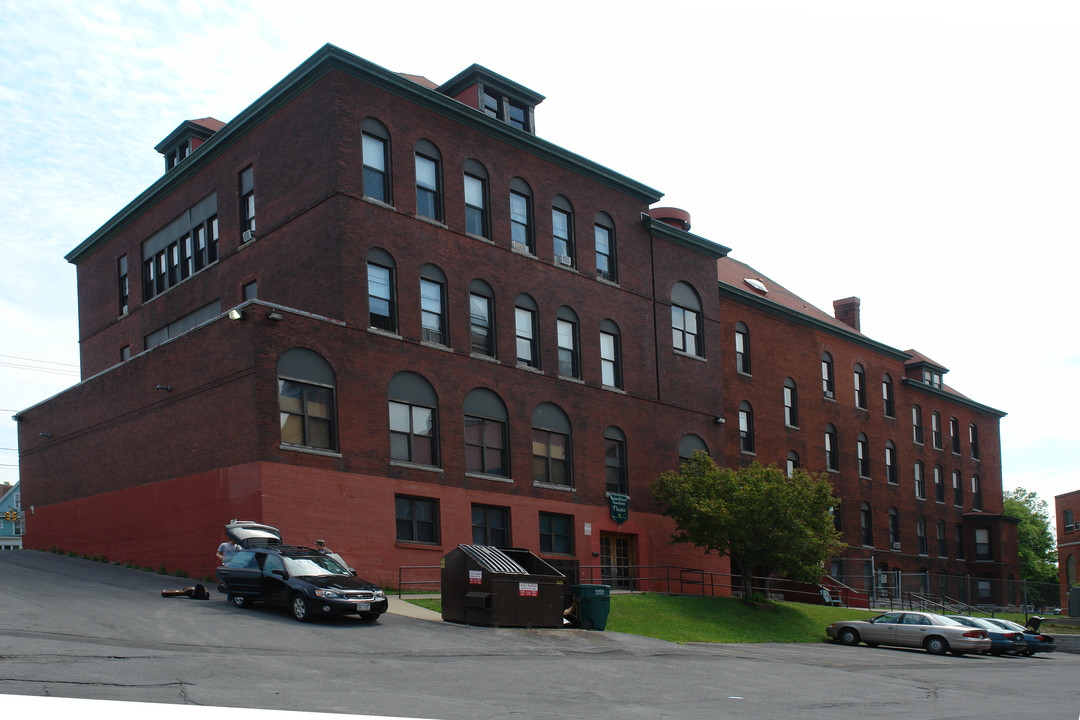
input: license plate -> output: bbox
[358,603,370,611]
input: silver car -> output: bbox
[827,611,991,656]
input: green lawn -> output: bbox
[403,594,1075,644]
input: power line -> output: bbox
[0,354,78,368]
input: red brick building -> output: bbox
[16,45,1017,601]
[1055,490,1080,614]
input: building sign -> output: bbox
[608,493,629,525]
[469,570,483,585]
[519,582,538,597]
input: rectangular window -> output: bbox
[539,512,573,554]
[934,466,945,502]
[557,319,580,378]
[600,331,621,388]
[932,412,942,449]
[117,255,129,315]
[975,527,991,560]
[914,462,925,499]
[389,401,437,466]
[595,223,615,282]
[552,207,573,264]
[469,293,494,356]
[278,379,335,450]
[465,415,507,476]
[917,518,927,555]
[464,174,487,237]
[510,191,532,252]
[420,278,446,345]
[415,154,440,221]
[533,429,571,486]
[362,133,389,202]
[167,241,179,286]
[671,306,699,355]
[240,166,255,235]
[937,521,947,557]
[471,505,510,547]
[516,307,538,367]
[395,496,439,544]
[368,263,396,332]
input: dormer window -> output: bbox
[155,118,225,173]
[438,64,544,136]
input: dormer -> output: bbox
[437,64,544,135]
[155,117,226,172]
[904,350,948,388]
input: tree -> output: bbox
[1003,487,1058,606]
[651,454,845,600]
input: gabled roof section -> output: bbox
[904,349,949,374]
[67,44,662,264]
[154,117,226,154]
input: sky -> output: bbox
[1,0,1077,520]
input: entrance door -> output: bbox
[599,533,636,590]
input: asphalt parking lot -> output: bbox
[0,551,1078,720]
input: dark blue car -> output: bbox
[982,617,1056,656]
[945,616,1027,656]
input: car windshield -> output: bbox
[283,554,352,577]
[993,619,1027,632]
[924,613,961,625]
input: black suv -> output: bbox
[216,522,388,622]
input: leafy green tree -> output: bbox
[1003,487,1058,606]
[651,454,845,601]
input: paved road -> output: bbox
[0,551,1077,719]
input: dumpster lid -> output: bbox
[457,544,529,574]
[225,521,283,548]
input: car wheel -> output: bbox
[291,594,314,622]
[838,628,860,646]
[925,636,949,655]
[230,595,249,608]
[989,650,1002,656]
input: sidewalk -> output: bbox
[387,594,442,621]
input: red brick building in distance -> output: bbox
[16,45,1018,604]
[1055,490,1080,614]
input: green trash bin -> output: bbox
[574,584,611,630]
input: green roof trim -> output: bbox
[67,44,662,263]
[901,378,1006,418]
[645,216,731,259]
[716,281,911,361]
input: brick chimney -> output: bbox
[833,297,861,332]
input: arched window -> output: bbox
[735,322,751,375]
[556,306,581,379]
[533,403,572,487]
[419,264,448,346]
[367,247,396,333]
[388,371,439,466]
[860,502,873,546]
[514,294,539,368]
[605,426,628,494]
[825,424,838,471]
[671,282,702,357]
[509,177,534,253]
[937,520,947,556]
[464,387,508,476]
[552,195,575,266]
[414,139,442,221]
[783,378,798,427]
[599,319,622,389]
[932,411,942,449]
[952,469,963,506]
[738,401,755,454]
[857,433,870,477]
[821,352,835,398]
[678,434,709,463]
[882,373,895,417]
[277,348,337,451]
[594,212,617,282]
[853,363,866,409]
[361,117,392,203]
[468,279,495,357]
[463,159,489,238]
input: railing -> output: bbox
[397,564,441,598]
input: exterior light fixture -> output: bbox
[38,432,52,438]
[266,310,284,321]
[228,308,245,320]
[156,384,171,392]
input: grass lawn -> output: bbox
[402,593,1075,644]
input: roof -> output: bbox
[904,349,949,373]
[153,117,226,153]
[67,44,663,264]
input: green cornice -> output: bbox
[67,44,662,263]
[901,378,1006,418]
[716,281,911,361]
[645,216,731,259]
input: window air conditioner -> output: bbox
[891,541,901,550]
[511,241,530,253]
[824,390,835,399]
[242,230,256,243]
[556,254,573,266]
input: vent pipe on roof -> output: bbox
[833,297,861,332]
[648,207,691,231]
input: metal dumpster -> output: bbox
[441,545,567,627]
